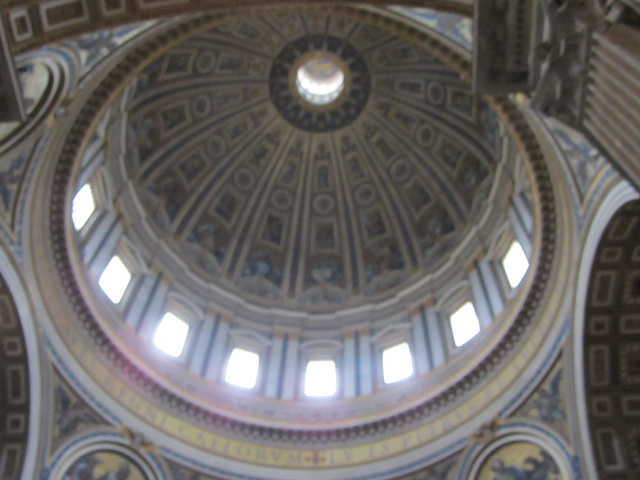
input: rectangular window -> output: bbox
[304,359,336,397]
[72,184,95,230]
[225,348,260,389]
[98,256,131,304]
[502,240,529,288]
[153,312,189,357]
[382,342,414,384]
[450,302,480,347]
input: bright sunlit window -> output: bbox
[71,184,95,230]
[304,359,337,397]
[296,56,345,105]
[383,342,414,384]
[98,256,131,304]
[225,348,260,389]
[153,312,189,357]
[502,240,529,288]
[450,302,480,347]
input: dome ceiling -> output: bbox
[124,12,500,312]
[32,8,564,480]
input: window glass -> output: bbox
[98,256,131,304]
[304,359,337,397]
[382,342,414,384]
[153,312,189,357]
[72,184,95,230]
[450,302,480,347]
[225,348,260,389]
[502,240,529,288]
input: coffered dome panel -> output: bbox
[123,12,501,315]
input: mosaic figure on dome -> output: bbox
[406,182,431,214]
[365,241,404,280]
[420,207,456,258]
[315,223,336,250]
[348,156,365,181]
[187,219,226,266]
[364,241,406,296]
[490,450,559,480]
[248,143,268,170]
[72,23,153,76]
[438,140,463,170]
[148,171,185,221]
[165,52,191,75]
[244,249,282,286]
[129,115,160,162]
[479,103,500,145]
[490,459,530,480]
[546,118,607,201]
[133,59,162,94]
[363,211,387,239]
[450,89,474,117]
[218,55,243,72]
[477,443,562,480]
[61,451,147,480]
[279,160,297,185]
[309,258,342,285]
[262,215,284,245]
[304,258,346,304]
[179,154,207,184]
[161,105,187,132]
[316,165,330,190]
[394,110,418,132]
[457,156,489,205]
[529,369,565,426]
[0,154,24,212]
[214,192,237,223]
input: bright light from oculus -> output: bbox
[503,240,529,288]
[296,56,345,105]
[304,359,337,397]
[383,342,414,384]
[72,184,95,230]
[98,256,131,304]
[450,302,481,347]
[153,312,189,357]
[225,348,260,389]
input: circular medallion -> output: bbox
[355,184,376,206]
[191,94,211,118]
[205,134,227,157]
[390,160,412,183]
[233,168,256,190]
[195,51,216,75]
[313,194,335,215]
[271,189,293,210]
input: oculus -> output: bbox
[296,55,345,105]
[269,34,370,132]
